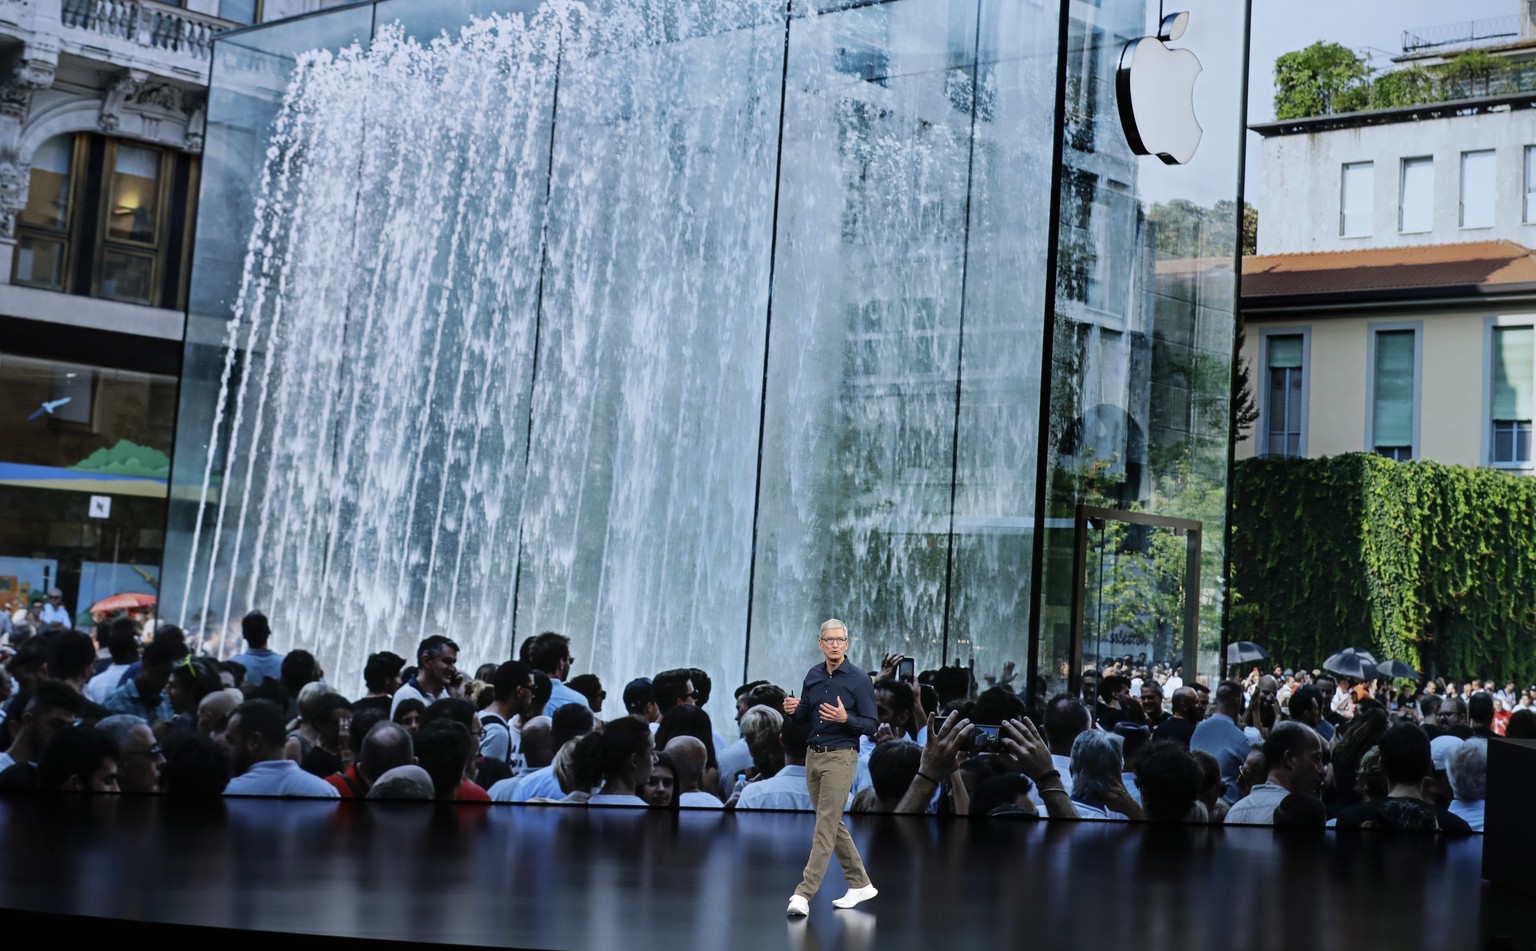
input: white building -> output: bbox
[0,0,344,622]
[1240,11,1536,474]
[1254,100,1536,256]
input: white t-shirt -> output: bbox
[391,680,446,717]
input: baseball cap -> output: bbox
[623,677,653,714]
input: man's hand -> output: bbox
[818,696,848,723]
[783,696,799,715]
[872,723,898,746]
[879,652,906,682]
[999,716,1054,781]
[919,711,973,778]
[1103,776,1145,821]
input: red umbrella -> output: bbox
[90,593,157,614]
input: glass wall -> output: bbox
[1037,0,1246,697]
[0,344,177,624]
[164,0,1246,711]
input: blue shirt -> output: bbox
[1191,713,1254,803]
[227,648,286,686]
[544,679,591,717]
[490,764,564,802]
[791,660,878,750]
[225,759,340,799]
[103,678,172,723]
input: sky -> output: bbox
[1244,0,1513,209]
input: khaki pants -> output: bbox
[795,747,869,899]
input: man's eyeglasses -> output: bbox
[122,745,163,758]
[820,637,848,645]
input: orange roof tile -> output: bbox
[1241,240,1536,301]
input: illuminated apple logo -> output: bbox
[1116,11,1203,165]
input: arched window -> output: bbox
[14,135,78,290]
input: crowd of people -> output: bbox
[0,610,1518,833]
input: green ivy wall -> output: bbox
[1229,454,1536,684]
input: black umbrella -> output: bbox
[1225,641,1269,665]
[1377,660,1419,680]
[1323,648,1374,680]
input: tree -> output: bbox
[1144,199,1256,259]
[1230,321,1258,443]
[1369,66,1437,110]
[1273,42,1371,120]
[1439,49,1512,100]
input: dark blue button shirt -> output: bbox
[792,660,879,749]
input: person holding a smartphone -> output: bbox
[782,618,880,917]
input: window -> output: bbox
[1460,150,1496,229]
[1340,162,1373,237]
[12,133,199,308]
[1525,146,1536,223]
[1265,334,1305,458]
[1371,329,1416,460]
[1492,325,1533,465]
[14,136,76,290]
[1398,157,1433,233]
[219,0,261,25]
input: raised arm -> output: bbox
[896,712,973,814]
[999,717,1077,820]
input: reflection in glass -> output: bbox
[100,248,155,304]
[20,136,73,230]
[15,236,66,289]
[108,144,161,243]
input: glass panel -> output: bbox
[162,4,378,679]
[99,248,154,303]
[945,0,1060,694]
[1038,0,1247,698]
[1266,366,1301,458]
[1079,515,1197,688]
[1492,325,1534,420]
[1373,330,1414,450]
[219,0,258,24]
[1460,149,1496,229]
[106,144,162,243]
[1340,161,1372,237]
[1267,334,1302,368]
[1525,146,1536,224]
[749,0,980,691]
[0,355,175,626]
[14,235,66,289]
[514,0,783,712]
[19,136,73,230]
[1399,157,1432,233]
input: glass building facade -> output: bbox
[164,0,1247,709]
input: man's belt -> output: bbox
[808,743,851,754]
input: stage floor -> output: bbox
[0,798,1526,951]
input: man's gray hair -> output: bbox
[96,714,148,749]
[1446,738,1487,802]
[819,619,847,636]
[1069,729,1124,803]
[739,704,783,752]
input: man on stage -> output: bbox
[782,618,879,916]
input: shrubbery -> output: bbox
[1229,454,1536,684]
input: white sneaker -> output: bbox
[832,884,878,909]
[786,895,809,917]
